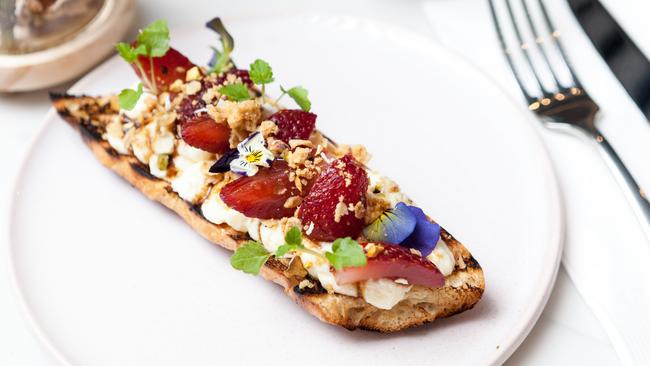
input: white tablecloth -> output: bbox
[2,0,641,364]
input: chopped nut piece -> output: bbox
[169,79,184,93]
[334,198,350,223]
[287,147,311,167]
[185,80,202,96]
[294,176,303,192]
[350,144,371,164]
[267,137,288,155]
[154,111,177,127]
[259,120,278,138]
[283,196,303,209]
[185,66,201,81]
[289,139,314,149]
[365,243,385,258]
[353,201,365,219]
[201,86,220,104]
[298,279,315,290]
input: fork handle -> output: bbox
[592,128,650,240]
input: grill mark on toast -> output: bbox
[464,255,481,270]
[293,280,327,295]
[130,162,157,180]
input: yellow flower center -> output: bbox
[245,151,263,163]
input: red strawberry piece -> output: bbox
[132,47,196,92]
[180,114,231,154]
[220,160,301,219]
[269,109,317,143]
[334,243,445,289]
[299,155,368,241]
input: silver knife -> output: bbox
[568,0,650,122]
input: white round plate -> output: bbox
[9,14,562,366]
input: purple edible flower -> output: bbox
[400,205,441,257]
[362,202,416,244]
[209,148,239,173]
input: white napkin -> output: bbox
[422,0,650,365]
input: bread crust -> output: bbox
[51,93,485,332]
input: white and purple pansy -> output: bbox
[363,202,441,256]
[208,132,274,176]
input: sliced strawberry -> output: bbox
[132,47,196,92]
[334,243,444,289]
[299,155,368,241]
[269,109,317,143]
[220,160,301,219]
[180,114,231,154]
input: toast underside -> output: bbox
[51,94,485,332]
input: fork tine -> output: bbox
[488,0,536,104]
[503,0,555,97]
[520,0,564,92]
[537,0,583,89]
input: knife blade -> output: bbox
[568,0,650,122]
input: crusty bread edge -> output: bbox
[50,93,485,332]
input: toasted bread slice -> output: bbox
[50,93,484,332]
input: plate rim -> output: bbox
[6,12,565,366]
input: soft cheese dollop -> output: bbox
[367,170,411,206]
[201,191,262,241]
[426,239,455,276]
[171,161,211,203]
[360,279,412,310]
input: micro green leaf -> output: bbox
[206,17,234,74]
[230,241,271,275]
[219,83,252,102]
[115,42,146,64]
[118,83,143,111]
[275,243,301,258]
[325,237,367,270]
[285,226,302,246]
[249,59,274,85]
[276,227,304,257]
[281,86,311,112]
[136,19,170,57]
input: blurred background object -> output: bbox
[0,0,104,54]
[0,0,134,92]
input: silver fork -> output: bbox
[488,0,650,241]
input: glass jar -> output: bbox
[0,0,105,54]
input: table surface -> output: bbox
[0,0,624,364]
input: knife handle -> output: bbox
[592,128,650,241]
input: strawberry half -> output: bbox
[334,243,445,289]
[132,47,196,92]
[269,109,317,143]
[220,160,301,219]
[180,114,231,154]
[299,155,368,241]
